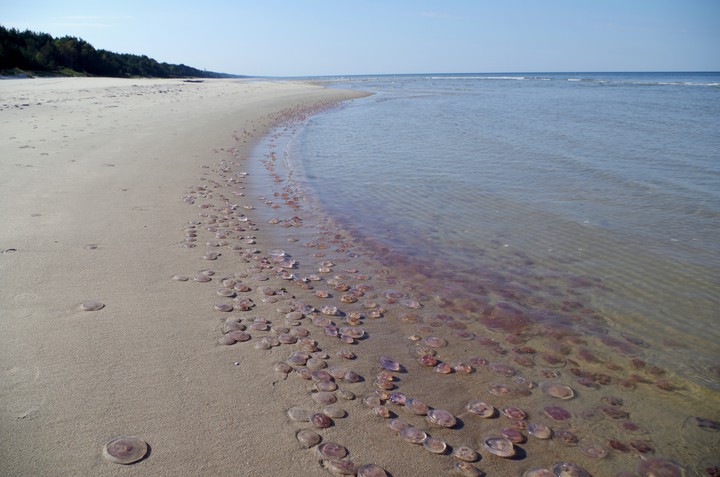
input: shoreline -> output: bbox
[1,76,715,477]
[0,77,370,476]
[229,97,718,476]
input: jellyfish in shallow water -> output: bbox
[636,457,686,477]
[543,405,572,421]
[489,362,517,377]
[540,382,575,399]
[527,422,552,439]
[502,405,527,420]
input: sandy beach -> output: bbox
[0,77,375,476]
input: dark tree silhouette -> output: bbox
[0,25,236,78]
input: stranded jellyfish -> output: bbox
[466,400,495,418]
[390,392,407,406]
[102,436,148,465]
[218,334,236,345]
[400,426,427,444]
[310,413,333,429]
[323,405,346,419]
[315,380,337,392]
[418,354,438,367]
[452,445,479,462]
[316,442,348,460]
[329,366,349,380]
[296,429,321,448]
[405,398,430,415]
[80,300,105,311]
[379,356,402,372]
[523,469,555,477]
[337,390,355,401]
[363,395,382,408]
[435,363,453,374]
[357,464,389,477]
[323,459,359,475]
[339,326,365,339]
[502,427,526,443]
[388,419,410,433]
[422,436,448,454]
[227,330,250,342]
[273,362,292,374]
[287,407,310,422]
[343,371,362,383]
[427,409,457,428]
[483,435,515,457]
[551,462,591,477]
[321,305,338,316]
[453,362,474,374]
[454,462,482,477]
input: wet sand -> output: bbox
[2,77,717,477]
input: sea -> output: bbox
[248,72,720,475]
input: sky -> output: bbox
[2,0,719,76]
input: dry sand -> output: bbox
[0,77,374,476]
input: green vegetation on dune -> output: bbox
[0,25,238,78]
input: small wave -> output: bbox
[428,76,527,81]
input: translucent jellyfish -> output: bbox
[102,436,147,465]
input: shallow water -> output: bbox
[286,73,720,387]
[235,74,720,476]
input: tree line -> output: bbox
[0,25,235,78]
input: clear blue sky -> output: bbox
[3,0,719,76]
